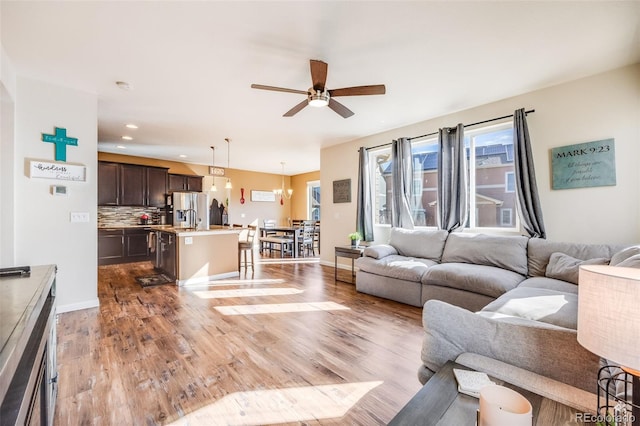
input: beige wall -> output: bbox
[290,171,321,220]
[97,152,320,228]
[321,64,640,266]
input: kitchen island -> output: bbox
[171,227,240,286]
[98,224,241,285]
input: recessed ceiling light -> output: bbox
[116,81,133,91]
[117,145,127,149]
[125,124,138,129]
[179,154,187,158]
[122,136,133,141]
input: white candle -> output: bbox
[479,384,532,426]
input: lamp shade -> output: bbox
[577,265,640,372]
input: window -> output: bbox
[368,122,519,231]
[307,181,320,220]
[505,172,515,193]
[467,123,518,230]
[501,208,513,226]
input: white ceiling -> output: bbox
[2,1,639,175]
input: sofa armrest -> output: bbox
[363,244,398,259]
[421,300,600,392]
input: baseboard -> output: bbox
[320,259,359,272]
[57,298,100,314]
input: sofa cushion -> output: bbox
[355,255,437,282]
[389,228,449,261]
[422,263,526,299]
[615,253,640,268]
[545,252,608,285]
[440,233,529,275]
[480,287,578,330]
[610,245,640,266]
[527,238,624,278]
[517,277,578,294]
[363,244,397,259]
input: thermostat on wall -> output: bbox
[51,185,67,196]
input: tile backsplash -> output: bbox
[98,206,164,226]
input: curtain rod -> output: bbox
[365,109,535,151]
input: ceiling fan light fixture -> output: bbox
[308,91,329,107]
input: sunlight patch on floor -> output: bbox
[183,278,286,289]
[256,257,319,264]
[192,288,304,299]
[168,381,383,426]
[214,301,350,315]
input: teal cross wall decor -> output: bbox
[42,127,78,162]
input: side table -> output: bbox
[388,361,587,425]
[334,245,364,283]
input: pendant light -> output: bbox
[273,162,293,205]
[225,138,232,189]
[210,146,218,192]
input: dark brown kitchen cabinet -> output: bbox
[98,161,120,205]
[146,167,168,207]
[168,173,203,193]
[98,161,168,206]
[99,228,152,265]
[98,229,125,265]
[119,164,146,206]
[124,228,151,261]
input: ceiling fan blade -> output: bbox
[310,60,328,91]
[283,99,309,117]
[328,99,354,118]
[251,84,308,95]
[329,85,386,97]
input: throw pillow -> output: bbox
[545,252,608,285]
[615,253,640,268]
[610,245,640,266]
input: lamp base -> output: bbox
[598,365,639,425]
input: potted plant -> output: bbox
[348,232,362,248]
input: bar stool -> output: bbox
[238,225,257,271]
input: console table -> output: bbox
[0,265,57,425]
[388,361,587,425]
[334,245,364,283]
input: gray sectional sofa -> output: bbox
[355,228,638,405]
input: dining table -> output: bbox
[261,226,302,257]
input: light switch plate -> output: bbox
[70,212,90,223]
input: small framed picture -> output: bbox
[333,179,351,203]
[251,190,276,202]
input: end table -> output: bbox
[334,245,364,283]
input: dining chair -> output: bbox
[297,220,315,257]
[312,220,320,255]
[238,225,257,271]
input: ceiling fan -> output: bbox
[251,59,386,118]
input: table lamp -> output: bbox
[578,265,640,425]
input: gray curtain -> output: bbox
[513,108,546,238]
[391,138,414,229]
[437,124,468,231]
[356,147,374,241]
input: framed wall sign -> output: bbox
[551,139,616,190]
[29,160,86,181]
[251,190,276,202]
[333,179,351,203]
[209,166,225,176]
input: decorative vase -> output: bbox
[351,239,360,248]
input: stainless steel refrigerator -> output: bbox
[172,192,209,230]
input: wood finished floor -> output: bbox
[54,256,424,425]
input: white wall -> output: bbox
[0,45,17,266]
[321,64,640,266]
[14,77,98,312]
